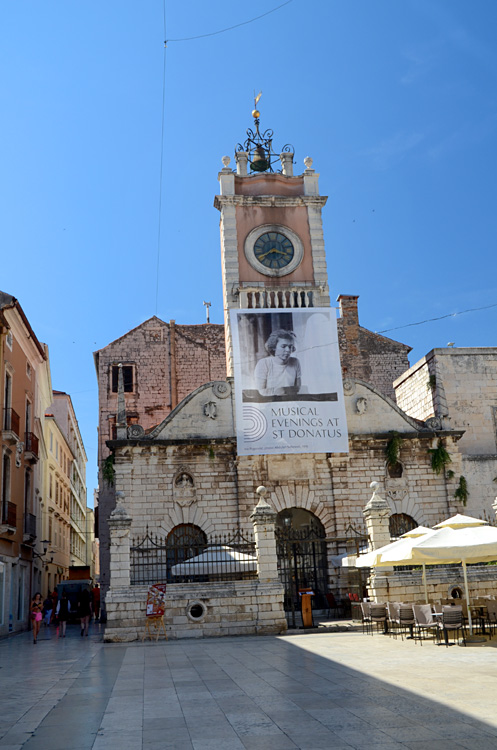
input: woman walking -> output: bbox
[30,593,43,644]
[55,592,70,638]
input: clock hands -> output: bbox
[257,247,286,260]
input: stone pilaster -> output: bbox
[108,492,132,588]
[363,481,392,601]
[363,481,391,551]
[250,486,279,583]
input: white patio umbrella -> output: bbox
[356,526,437,602]
[170,545,257,577]
[391,515,497,634]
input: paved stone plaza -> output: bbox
[1,623,497,750]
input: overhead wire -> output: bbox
[376,301,497,334]
[155,0,167,315]
[165,0,293,43]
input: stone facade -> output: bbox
[394,348,497,519]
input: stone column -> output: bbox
[250,486,279,582]
[108,492,133,588]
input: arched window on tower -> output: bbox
[389,513,417,539]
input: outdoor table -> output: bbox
[469,605,488,635]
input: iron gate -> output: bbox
[276,525,369,627]
[276,526,329,617]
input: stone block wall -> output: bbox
[368,566,497,604]
[104,581,287,642]
[394,355,435,422]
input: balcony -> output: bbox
[24,432,39,463]
[0,501,16,534]
[2,408,20,444]
[239,286,319,309]
[23,512,37,543]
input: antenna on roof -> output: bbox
[203,301,211,324]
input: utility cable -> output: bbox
[376,301,497,335]
[165,0,293,43]
[155,0,167,315]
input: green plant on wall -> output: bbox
[102,454,115,486]
[385,432,404,468]
[428,439,452,475]
[454,476,469,506]
[427,374,437,391]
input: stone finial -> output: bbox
[235,151,248,176]
[280,152,294,176]
[251,486,276,521]
[364,481,389,512]
[221,155,231,168]
[304,156,313,170]
[109,491,132,524]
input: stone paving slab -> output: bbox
[1,622,497,749]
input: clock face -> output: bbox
[253,232,295,270]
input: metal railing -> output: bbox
[24,513,36,539]
[130,528,256,586]
[25,432,39,457]
[1,501,16,528]
[3,407,20,435]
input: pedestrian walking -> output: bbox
[42,595,53,626]
[55,592,70,638]
[92,583,100,621]
[78,588,92,636]
[30,593,43,644]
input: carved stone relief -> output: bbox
[212,382,231,399]
[173,469,196,507]
[385,476,408,503]
[203,401,217,420]
[342,379,355,396]
[355,397,368,415]
[128,424,145,438]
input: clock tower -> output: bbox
[214,107,330,376]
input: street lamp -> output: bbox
[32,539,51,561]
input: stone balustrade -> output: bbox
[239,286,319,309]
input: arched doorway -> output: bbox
[166,524,207,581]
[275,508,329,615]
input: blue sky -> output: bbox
[2,1,496,502]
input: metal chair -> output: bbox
[325,592,341,619]
[440,605,466,647]
[370,603,388,635]
[413,604,438,645]
[360,601,372,634]
[386,602,401,639]
[399,604,415,640]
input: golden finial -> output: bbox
[252,90,262,119]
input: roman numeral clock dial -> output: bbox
[254,232,294,269]
[244,225,304,278]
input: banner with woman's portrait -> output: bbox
[230,308,349,456]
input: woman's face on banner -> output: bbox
[274,338,295,363]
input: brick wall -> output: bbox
[337,296,411,401]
